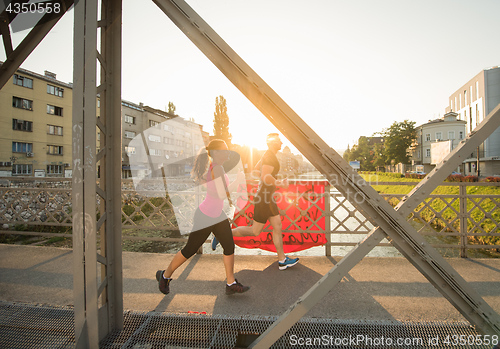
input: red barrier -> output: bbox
[233,181,328,253]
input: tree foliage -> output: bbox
[378,120,416,165]
[213,95,232,147]
[344,120,416,171]
[343,137,377,171]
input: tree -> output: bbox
[168,102,176,115]
[343,137,376,171]
[372,142,386,170]
[213,95,232,147]
[378,120,416,165]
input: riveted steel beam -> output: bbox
[73,0,122,347]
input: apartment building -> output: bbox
[122,103,209,178]
[410,112,466,173]
[0,66,72,177]
[445,66,500,175]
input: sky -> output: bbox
[2,0,500,153]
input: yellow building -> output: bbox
[0,65,210,178]
[0,65,73,177]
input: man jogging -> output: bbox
[215,133,299,270]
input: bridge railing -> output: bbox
[1,177,499,257]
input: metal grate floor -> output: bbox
[1,301,498,349]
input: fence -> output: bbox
[1,177,500,258]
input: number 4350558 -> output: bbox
[6,2,61,15]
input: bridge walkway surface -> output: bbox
[1,244,499,348]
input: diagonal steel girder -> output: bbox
[154,0,500,343]
[249,103,500,348]
[0,0,74,89]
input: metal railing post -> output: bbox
[459,183,468,258]
[195,183,203,254]
[324,181,331,256]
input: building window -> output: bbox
[459,131,464,140]
[417,150,421,158]
[435,132,442,140]
[125,146,136,155]
[12,96,33,110]
[425,148,430,157]
[164,124,174,133]
[148,135,161,143]
[124,131,136,139]
[47,125,63,136]
[47,84,64,97]
[149,149,162,156]
[124,115,135,124]
[425,133,431,142]
[185,132,191,138]
[12,164,32,176]
[175,140,185,147]
[47,104,63,116]
[12,142,33,153]
[448,131,455,140]
[149,120,160,128]
[164,137,174,145]
[46,165,63,175]
[13,74,33,88]
[476,81,479,100]
[464,90,467,106]
[47,145,63,155]
[12,119,33,132]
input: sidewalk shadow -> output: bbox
[212,256,398,320]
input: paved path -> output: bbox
[1,244,499,323]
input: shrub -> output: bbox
[463,175,478,182]
[445,174,463,182]
[485,176,500,182]
[405,173,425,179]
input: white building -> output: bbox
[411,112,466,173]
[445,66,500,176]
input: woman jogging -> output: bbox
[156,139,250,295]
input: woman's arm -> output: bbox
[228,170,245,192]
[211,164,230,200]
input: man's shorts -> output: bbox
[253,191,279,224]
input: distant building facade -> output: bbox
[122,103,209,178]
[445,66,500,176]
[410,112,466,173]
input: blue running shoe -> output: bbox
[211,235,219,250]
[279,256,299,270]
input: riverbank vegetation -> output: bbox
[359,171,500,251]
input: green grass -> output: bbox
[359,173,500,247]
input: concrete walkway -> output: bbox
[1,244,499,323]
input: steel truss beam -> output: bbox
[154,0,500,347]
[0,0,74,89]
[73,0,122,348]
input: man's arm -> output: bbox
[261,165,287,187]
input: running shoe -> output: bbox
[156,270,172,294]
[278,256,299,270]
[211,235,219,250]
[225,279,250,295]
